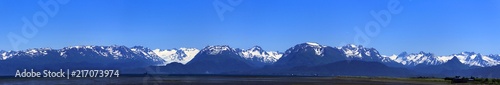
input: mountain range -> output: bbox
[0,45,164,75]
[385,51,500,67]
[151,42,500,68]
[2,42,500,77]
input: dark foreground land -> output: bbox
[0,76,451,85]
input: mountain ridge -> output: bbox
[3,43,500,67]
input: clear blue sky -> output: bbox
[1,0,500,55]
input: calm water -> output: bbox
[0,76,432,85]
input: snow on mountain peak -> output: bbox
[0,45,166,65]
[0,45,165,70]
[59,45,161,61]
[482,55,500,66]
[153,48,200,64]
[130,46,157,57]
[346,44,359,48]
[153,49,176,57]
[24,48,50,56]
[248,46,264,52]
[339,44,369,58]
[285,42,327,56]
[66,45,99,49]
[392,51,445,66]
[1,51,6,60]
[387,51,500,67]
[239,46,283,63]
[1,51,18,60]
[200,45,236,55]
[178,48,200,60]
[446,51,499,67]
[383,54,398,60]
[305,42,321,46]
[300,42,327,48]
[179,48,199,51]
[4,44,500,68]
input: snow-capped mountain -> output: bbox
[0,45,166,75]
[153,48,200,65]
[411,56,477,75]
[131,46,158,56]
[154,45,283,66]
[390,51,446,66]
[0,50,5,60]
[387,51,500,67]
[274,42,345,67]
[1,45,165,63]
[337,44,392,62]
[58,45,164,62]
[238,46,283,64]
[275,42,399,67]
[183,45,255,73]
[0,48,53,60]
[446,52,500,67]
[488,54,500,60]
[199,45,236,55]
[284,42,327,56]
[179,45,283,68]
[338,44,365,58]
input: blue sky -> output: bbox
[1,0,500,55]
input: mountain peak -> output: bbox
[447,56,462,64]
[239,46,283,65]
[204,45,232,50]
[209,45,230,47]
[131,46,151,51]
[450,56,460,61]
[416,51,434,56]
[343,44,362,48]
[201,45,235,55]
[131,46,146,49]
[179,48,199,51]
[64,45,92,49]
[153,48,200,65]
[398,51,408,56]
[305,42,321,46]
[249,46,264,52]
[1,50,7,60]
[295,42,327,48]
[283,42,328,57]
